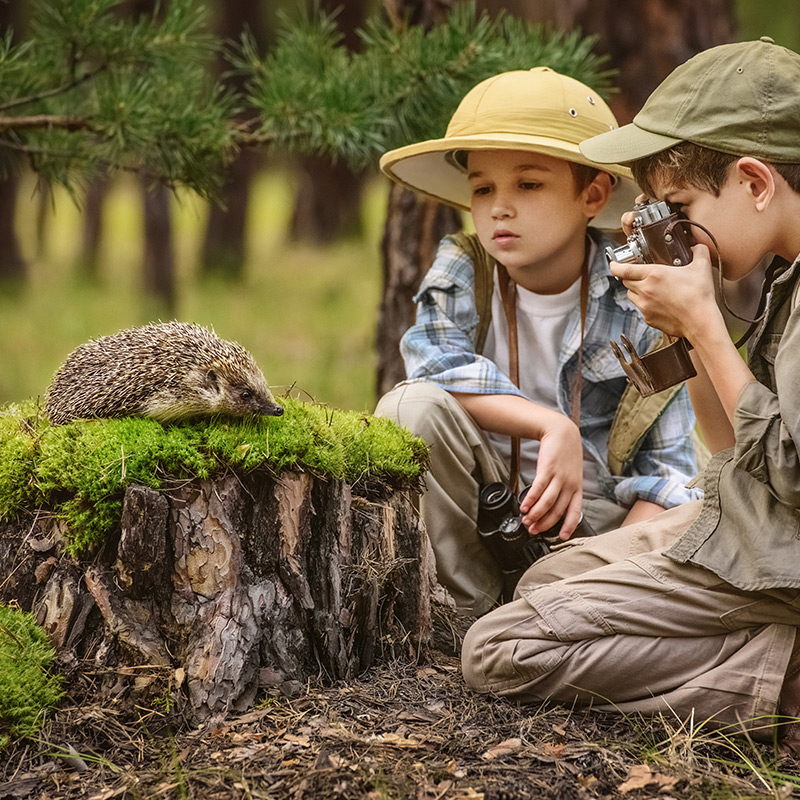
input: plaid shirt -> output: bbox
[399,230,702,509]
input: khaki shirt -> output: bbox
[668,257,800,590]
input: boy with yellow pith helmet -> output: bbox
[376,67,700,617]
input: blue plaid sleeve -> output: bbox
[400,238,524,397]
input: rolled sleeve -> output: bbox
[614,385,703,508]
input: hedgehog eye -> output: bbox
[240,389,253,401]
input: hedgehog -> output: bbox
[44,321,284,425]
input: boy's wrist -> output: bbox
[529,406,578,441]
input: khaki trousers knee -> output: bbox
[375,382,630,616]
[462,500,800,737]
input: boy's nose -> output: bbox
[492,198,514,219]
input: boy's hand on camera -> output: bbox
[519,414,583,540]
[620,193,649,236]
[610,243,720,341]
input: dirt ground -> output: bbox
[2,621,799,800]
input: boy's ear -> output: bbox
[734,157,775,211]
[581,171,613,218]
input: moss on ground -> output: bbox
[0,603,64,751]
[0,397,428,555]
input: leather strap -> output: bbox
[496,243,590,493]
[497,263,521,493]
[571,249,590,428]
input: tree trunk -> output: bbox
[0,1,25,282]
[569,0,737,124]
[377,185,462,398]
[289,156,365,245]
[375,0,462,402]
[141,180,176,315]
[78,179,109,279]
[474,0,737,124]
[201,149,260,280]
[200,0,268,280]
[0,170,26,281]
[288,0,368,246]
[1,472,431,722]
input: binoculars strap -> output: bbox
[496,243,590,494]
[497,263,522,493]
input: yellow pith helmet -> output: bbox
[379,67,639,231]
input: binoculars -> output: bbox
[477,481,595,602]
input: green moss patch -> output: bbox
[0,397,428,555]
[0,604,64,750]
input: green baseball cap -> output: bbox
[580,37,800,165]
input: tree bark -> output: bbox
[0,471,431,722]
[377,185,462,398]
[141,181,176,314]
[288,0,369,245]
[375,0,463,402]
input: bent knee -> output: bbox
[375,382,456,440]
[461,603,562,700]
[461,615,495,692]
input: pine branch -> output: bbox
[0,0,617,200]
[0,115,94,132]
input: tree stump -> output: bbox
[0,470,431,722]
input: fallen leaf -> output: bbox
[481,738,522,760]
[618,764,679,794]
[544,742,566,758]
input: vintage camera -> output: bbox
[477,481,595,602]
[605,200,697,396]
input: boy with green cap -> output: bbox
[376,67,701,618]
[462,38,800,753]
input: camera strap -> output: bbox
[496,246,590,493]
[669,217,776,348]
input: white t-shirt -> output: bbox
[482,268,602,499]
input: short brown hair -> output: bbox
[568,161,601,194]
[632,140,800,197]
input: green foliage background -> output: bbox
[0,167,389,413]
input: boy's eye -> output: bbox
[471,185,491,196]
[519,181,542,190]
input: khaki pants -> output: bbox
[462,501,800,737]
[376,382,629,616]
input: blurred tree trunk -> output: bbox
[130,0,176,313]
[289,0,369,245]
[476,0,737,124]
[78,0,177,306]
[200,0,267,280]
[141,181,176,314]
[568,0,737,124]
[0,1,26,281]
[79,179,109,280]
[375,0,462,401]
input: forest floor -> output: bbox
[2,616,800,800]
